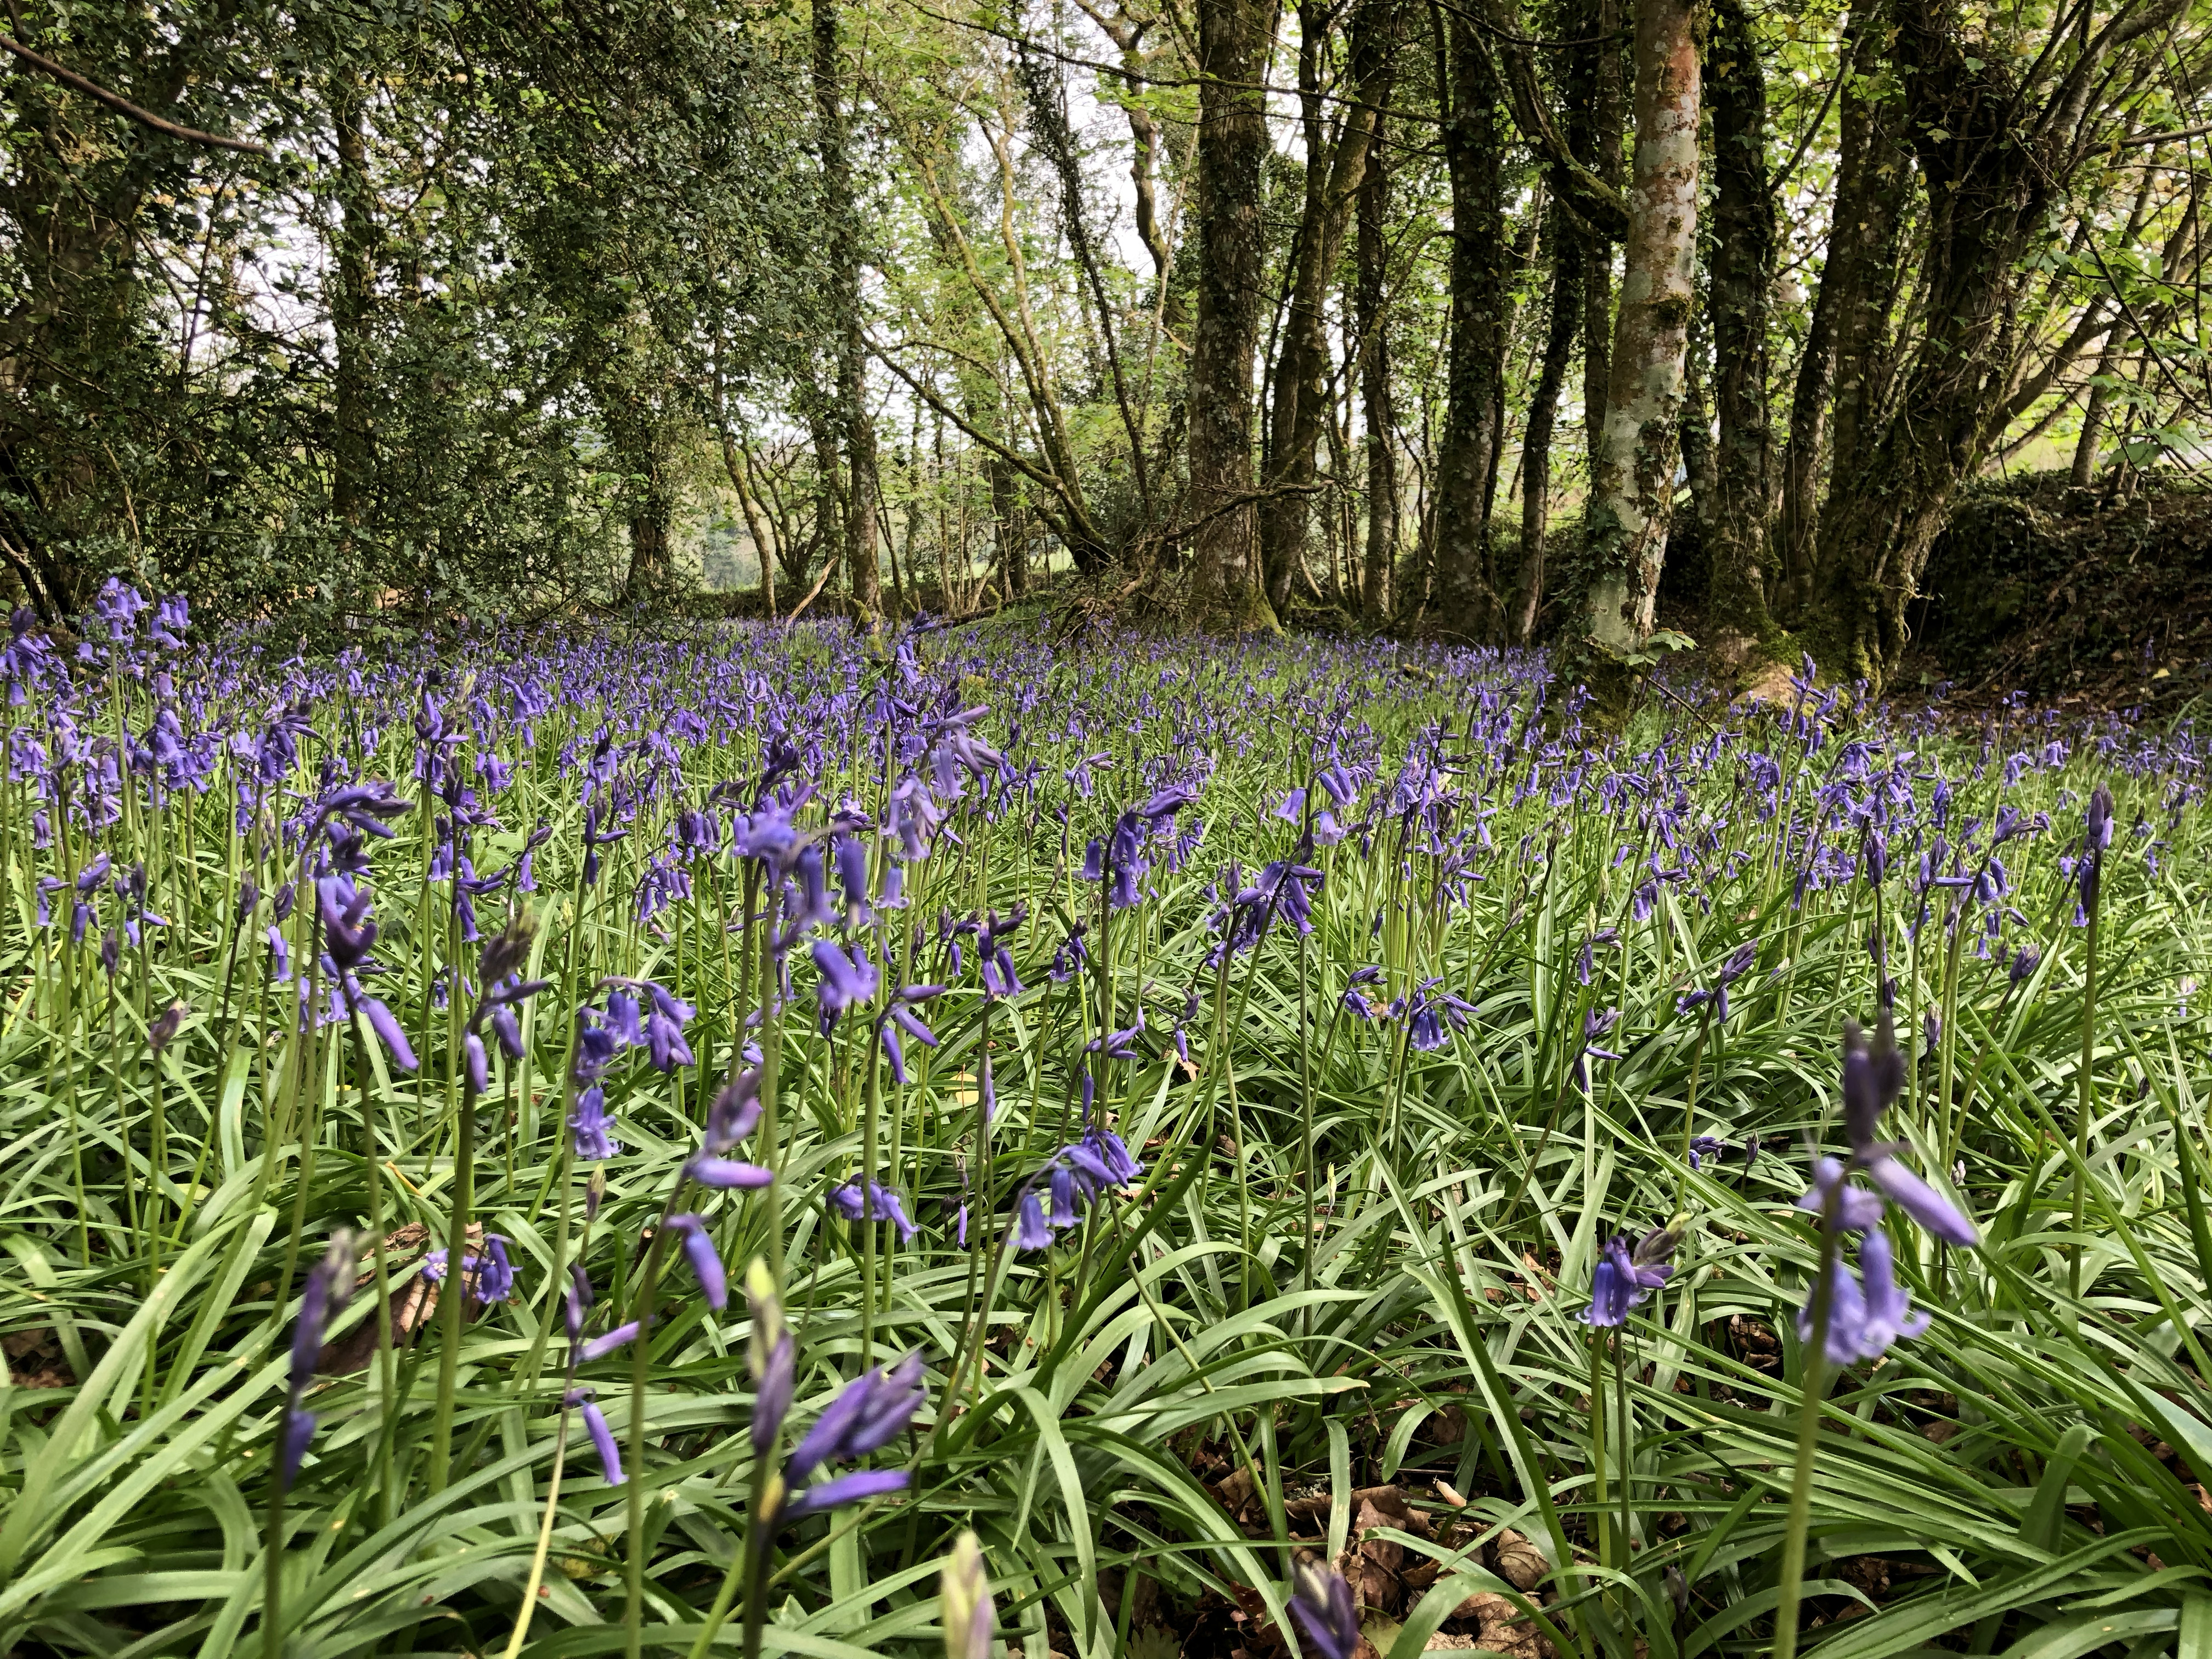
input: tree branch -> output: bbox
[0,32,268,153]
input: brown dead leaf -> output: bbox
[1214,1466,1263,1528]
[1491,1528,1549,1592]
[1453,1592,1549,1659]
[2,1328,73,1389]
[317,1224,483,1373]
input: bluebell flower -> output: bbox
[785,1351,926,1482]
[1013,1192,1053,1251]
[569,1086,619,1160]
[1579,1229,1674,1328]
[279,1231,359,1488]
[665,1214,728,1308]
[474,1235,515,1304]
[1288,1561,1361,1659]
[578,1319,645,1365]
[566,1387,625,1485]
[752,1333,795,1455]
[812,939,879,1031]
[1677,939,1758,1020]
[830,1180,918,1244]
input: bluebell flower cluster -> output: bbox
[1793,1019,1977,1367]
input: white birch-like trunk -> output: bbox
[1583,0,1700,652]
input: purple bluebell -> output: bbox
[578,1320,646,1365]
[566,1387,625,1484]
[830,1180,918,1244]
[569,1086,619,1160]
[752,1333,795,1455]
[1579,1229,1674,1328]
[1288,1561,1360,1659]
[1677,939,1758,1021]
[812,939,880,1031]
[1013,1192,1053,1250]
[643,984,695,1071]
[279,1231,360,1488]
[785,1351,926,1482]
[565,1263,593,1346]
[664,1214,729,1308]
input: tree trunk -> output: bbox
[1810,0,2186,684]
[808,403,845,601]
[814,0,879,618]
[1259,0,1386,617]
[2070,329,2123,487]
[1777,11,1878,617]
[1702,0,1778,645]
[331,74,375,580]
[623,428,674,600]
[1515,208,1581,642]
[1431,4,1508,638]
[1583,0,1700,651]
[989,454,1026,595]
[1358,85,1397,623]
[1678,309,1716,546]
[1187,0,1275,628]
[1572,0,1624,455]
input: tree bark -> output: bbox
[1776,11,1881,618]
[1188,0,1275,628]
[1810,0,2186,684]
[815,0,879,617]
[331,73,375,581]
[621,414,675,600]
[1702,0,1778,644]
[1431,3,1509,638]
[1259,0,1387,616]
[1678,307,1715,549]
[1572,0,1624,457]
[1583,0,1700,652]
[1357,77,1397,623]
[2070,330,2123,487]
[990,453,1026,595]
[1514,205,1581,642]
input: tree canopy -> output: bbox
[1,0,2205,685]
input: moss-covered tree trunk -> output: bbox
[1582,0,1700,652]
[1432,8,1508,639]
[1188,0,1275,629]
[815,0,879,618]
[1259,0,1385,617]
[1703,0,1780,650]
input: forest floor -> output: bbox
[1650,466,2212,714]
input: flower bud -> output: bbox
[745,1257,786,1380]
[940,1531,994,1659]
